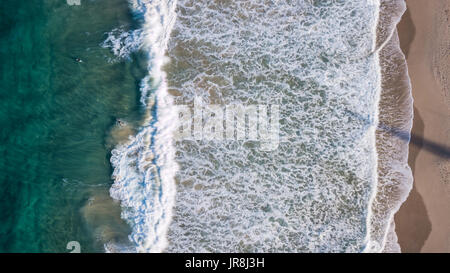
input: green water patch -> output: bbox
[0,0,143,252]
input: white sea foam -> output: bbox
[101,27,144,61]
[107,0,178,252]
[165,0,382,252]
[106,0,413,252]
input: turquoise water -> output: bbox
[0,0,143,252]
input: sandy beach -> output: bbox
[394,0,450,252]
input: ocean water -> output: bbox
[108,0,413,253]
[0,0,144,252]
[0,0,412,253]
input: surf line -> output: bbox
[108,0,179,253]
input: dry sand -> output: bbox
[394,0,450,253]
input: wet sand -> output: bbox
[394,0,450,253]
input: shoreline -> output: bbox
[371,0,413,253]
[394,0,450,252]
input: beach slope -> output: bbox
[395,0,450,253]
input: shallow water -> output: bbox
[108,0,396,252]
[167,0,380,253]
